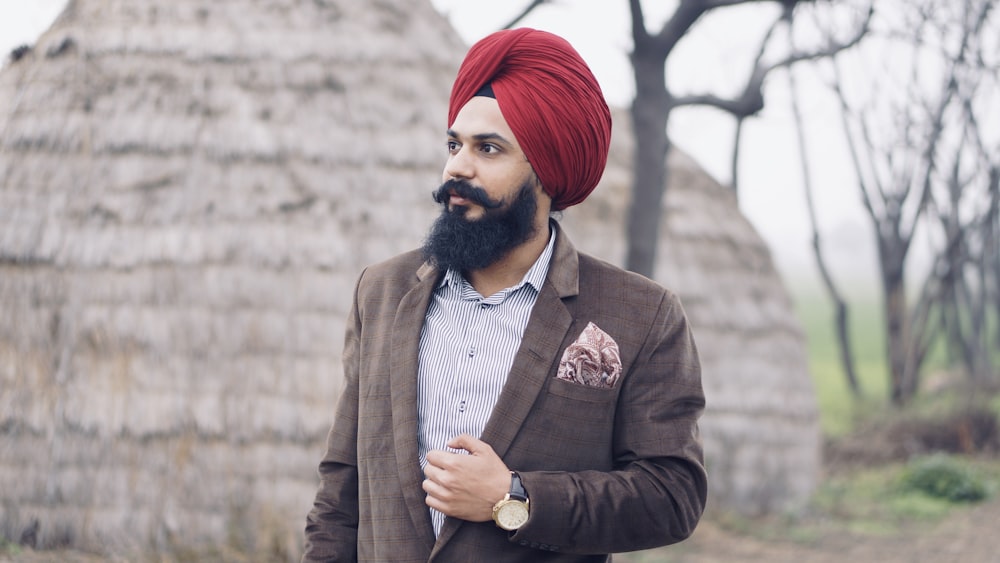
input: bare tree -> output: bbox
[829,0,998,405]
[625,0,870,277]
[927,1,999,385]
[784,7,864,396]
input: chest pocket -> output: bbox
[511,377,619,471]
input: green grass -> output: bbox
[0,540,23,556]
[792,289,889,436]
[811,462,959,533]
[678,455,1000,559]
[786,288,1000,526]
[793,286,1000,436]
[619,456,1000,563]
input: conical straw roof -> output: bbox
[1,0,461,555]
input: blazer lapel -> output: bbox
[391,260,440,549]
[480,221,581,458]
[478,282,574,455]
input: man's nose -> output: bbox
[443,146,474,180]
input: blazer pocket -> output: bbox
[516,378,619,469]
[547,376,619,403]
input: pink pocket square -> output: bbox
[556,322,622,389]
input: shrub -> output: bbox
[898,454,989,503]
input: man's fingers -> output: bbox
[422,477,447,499]
[423,478,450,510]
[446,433,489,454]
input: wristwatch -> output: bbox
[492,471,530,531]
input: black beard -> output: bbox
[422,179,539,273]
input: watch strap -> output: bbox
[508,471,527,502]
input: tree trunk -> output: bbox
[833,298,861,395]
[882,256,913,405]
[788,60,861,396]
[626,46,670,278]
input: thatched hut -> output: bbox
[0,0,818,557]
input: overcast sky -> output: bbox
[0,0,884,294]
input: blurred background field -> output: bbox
[796,286,1000,438]
[796,289,888,437]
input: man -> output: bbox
[303,28,706,562]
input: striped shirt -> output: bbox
[417,229,556,536]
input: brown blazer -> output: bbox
[303,222,706,562]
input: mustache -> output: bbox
[432,179,504,210]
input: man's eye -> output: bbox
[481,144,500,154]
[447,140,459,152]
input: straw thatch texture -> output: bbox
[0,0,459,556]
[0,0,818,557]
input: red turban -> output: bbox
[448,28,612,211]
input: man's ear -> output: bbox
[533,176,554,215]
[531,171,545,193]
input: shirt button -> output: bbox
[480,303,490,309]
[458,400,466,412]
[468,346,476,357]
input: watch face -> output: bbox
[496,501,529,531]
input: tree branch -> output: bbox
[830,58,879,223]
[649,0,709,55]
[703,0,811,11]
[501,0,551,30]
[673,3,873,116]
[787,18,862,395]
[628,0,646,38]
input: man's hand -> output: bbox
[423,434,512,522]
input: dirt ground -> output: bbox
[5,495,1000,563]
[618,491,1000,563]
[5,456,1000,562]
